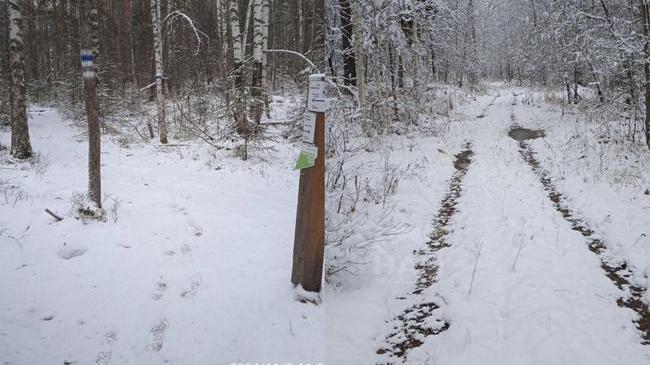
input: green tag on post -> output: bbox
[294,145,318,170]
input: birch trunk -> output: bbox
[251,0,269,125]
[151,0,168,144]
[230,0,247,134]
[8,0,33,160]
[262,0,271,117]
[243,0,253,54]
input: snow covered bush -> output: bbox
[324,98,411,281]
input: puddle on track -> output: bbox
[508,126,546,141]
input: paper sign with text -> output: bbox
[302,112,317,144]
[307,79,327,112]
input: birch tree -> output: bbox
[151,0,168,144]
[8,0,32,160]
[1,0,323,154]
[230,0,247,134]
[262,0,271,115]
[252,0,270,126]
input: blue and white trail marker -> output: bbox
[80,50,95,80]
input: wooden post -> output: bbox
[292,74,326,293]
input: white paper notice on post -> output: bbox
[302,112,317,144]
[307,79,327,112]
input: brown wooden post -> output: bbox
[292,74,326,293]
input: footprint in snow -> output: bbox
[57,244,87,260]
[95,331,118,365]
[181,274,202,298]
[187,220,203,237]
[169,203,189,216]
[150,319,168,352]
[180,244,192,256]
[151,279,168,301]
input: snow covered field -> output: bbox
[1,84,649,364]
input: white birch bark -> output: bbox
[251,0,269,124]
[253,0,263,64]
[262,0,271,116]
[243,0,253,53]
[8,0,32,159]
[230,0,243,65]
[151,0,168,144]
[230,0,247,134]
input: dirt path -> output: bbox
[377,94,500,364]
[377,87,650,364]
[377,144,474,362]
[514,129,650,345]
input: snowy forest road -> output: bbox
[378,86,650,365]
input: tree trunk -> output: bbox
[230,0,247,135]
[398,54,404,89]
[151,0,168,144]
[339,0,356,86]
[466,0,477,87]
[251,0,269,126]
[8,0,33,160]
[242,0,253,53]
[642,0,650,147]
[351,0,368,131]
[430,46,436,80]
[297,0,304,52]
[573,66,580,104]
[262,0,271,117]
[388,41,399,125]
[80,1,102,209]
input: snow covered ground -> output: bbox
[0,106,326,364]
[1,84,649,364]
[400,87,650,364]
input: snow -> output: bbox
[518,93,650,289]
[404,88,649,364]
[1,84,649,364]
[0,107,325,364]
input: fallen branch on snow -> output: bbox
[44,208,63,222]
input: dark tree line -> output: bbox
[1,0,324,127]
[2,0,324,210]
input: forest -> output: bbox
[1,0,649,364]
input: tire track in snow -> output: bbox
[514,133,650,345]
[376,143,474,363]
[476,94,500,119]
